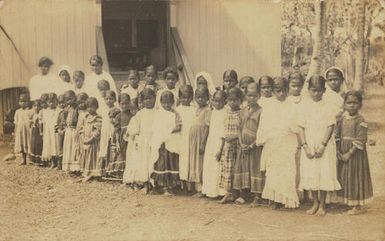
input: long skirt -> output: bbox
[14,124,30,154]
[232,145,264,193]
[62,128,79,171]
[151,143,179,188]
[29,127,42,163]
[82,141,102,177]
[219,139,239,192]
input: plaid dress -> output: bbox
[219,109,240,192]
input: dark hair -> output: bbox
[97,79,110,90]
[76,92,89,102]
[240,76,255,86]
[73,70,85,78]
[179,84,194,98]
[325,68,344,80]
[273,76,289,90]
[195,86,210,99]
[38,57,53,67]
[108,107,121,118]
[141,88,156,99]
[344,90,363,105]
[227,87,243,100]
[89,55,103,65]
[86,97,99,109]
[105,90,117,101]
[213,89,227,101]
[19,93,30,101]
[145,65,157,74]
[58,94,65,103]
[288,72,305,85]
[163,66,179,80]
[128,69,139,79]
[40,93,49,101]
[32,99,42,107]
[308,75,326,89]
[64,90,76,98]
[119,93,131,103]
[258,75,274,87]
[47,93,58,102]
[160,90,175,104]
[223,69,238,83]
[245,82,260,93]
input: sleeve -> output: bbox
[127,114,140,138]
[353,118,368,150]
[296,103,306,128]
[335,117,342,143]
[91,116,102,140]
[13,109,19,125]
[204,108,212,126]
[256,110,269,145]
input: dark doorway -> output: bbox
[102,0,168,72]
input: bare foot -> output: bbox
[218,194,234,204]
[306,203,319,215]
[193,192,205,198]
[316,207,326,216]
[235,197,246,205]
[347,207,365,215]
[163,189,173,196]
[82,176,92,183]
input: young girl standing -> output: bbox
[257,77,300,209]
[14,94,32,165]
[257,75,274,108]
[41,93,59,167]
[29,100,43,165]
[194,72,216,98]
[188,87,211,195]
[156,66,179,109]
[287,73,305,104]
[73,71,85,94]
[123,89,157,190]
[74,92,89,173]
[298,75,341,215]
[150,91,181,195]
[233,83,264,205]
[239,76,255,109]
[55,94,67,169]
[336,91,373,215]
[217,70,238,94]
[202,90,227,198]
[79,97,103,182]
[218,87,242,204]
[121,70,141,114]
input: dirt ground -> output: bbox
[1,86,385,241]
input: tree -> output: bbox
[354,0,366,92]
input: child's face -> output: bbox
[77,101,87,110]
[273,85,287,102]
[227,97,241,111]
[344,95,361,116]
[90,60,103,75]
[239,81,250,94]
[195,92,208,107]
[98,88,107,98]
[196,77,208,89]
[145,70,157,85]
[289,79,303,96]
[59,70,71,83]
[179,92,193,106]
[246,90,259,107]
[74,74,84,89]
[19,100,27,109]
[105,95,116,108]
[143,95,155,109]
[161,97,173,111]
[87,105,97,115]
[65,94,76,106]
[40,64,50,75]
[33,104,41,112]
[260,80,273,97]
[212,95,225,110]
[48,100,57,109]
[326,72,343,92]
[120,100,130,112]
[223,76,237,90]
[128,73,140,89]
[41,101,48,109]
[165,73,178,90]
[308,86,325,102]
[58,97,66,108]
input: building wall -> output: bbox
[173,0,281,85]
[0,0,101,90]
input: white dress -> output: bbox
[29,73,61,100]
[257,96,274,109]
[202,108,227,198]
[41,108,58,161]
[83,71,117,98]
[323,86,344,116]
[257,99,299,208]
[121,85,141,101]
[98,104,115,159]
[298,98,341,191]
[155,87,179,109]
[123,108,156,183]
[13,108,32,154]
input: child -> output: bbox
[73,70,85,94]
[79,97,103,182]
[29,100,43,165]
[150,91,181,195]
[58,65,73,94]
[143,65,161,93]
[298,75,341,216]
[156,66,179,109]
[55,94,67,169]
[239,76,255,108]
[233,83,264,205]
[174,85,196,191]
[257,75,274,108]
[287,73,305,104]
[324,67,345,117]
[217,69,238,94]
[218,87,242,204]
[121,69,141,113]
[257,77,300,209]
[336,91,373,215]
[194,72,216,97]
[123,89,156,191]
[41,93,59,167]
[96,79,110,111]
[202,90,227,198]
[74,92,89,173]
[62,90,79,173]
[13,93,32,165]
[109,94,133,179]
[188,87,211,195]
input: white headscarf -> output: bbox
[57,65,73,94]
[194,72,216,96]
[323,66,347,94]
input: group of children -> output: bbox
[13,63,373,216]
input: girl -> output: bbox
[188,87,211,195]
[202,90,227,198]
[73,70,85,94]
[194,72,216,97]
[233,83,264,205]
[143,65,161,93]
[14,94,32,165]
[121,70,141,114]
[257,77,299,209]
[218,87,242,204]
[174,85,195,191]
[79,97,103,182]
[62,90,79,173]
[109,94,133,179]
[41,93,59,167]
[156,66,179,109]
[55,94,67,169]
[324,67,345,117]
[150,91,181,195]
[257,75,274,108]
[298,75,341,216]
[336,91,373,215]
[29,100,43,165]
[239,76,255,109]
[96,79,110,111]
[58,65,73,94]
[287,73,305,104]
[217,69,238,94]
[74,92,89,173]
[123,89,157,191]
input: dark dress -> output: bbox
[336,114,373,206]
[29,113,43,163]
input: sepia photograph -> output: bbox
[0,0,385,240]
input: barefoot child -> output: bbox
[257,75,274,108]
[74,92,89,173]
[55,94,67,169]
[29,100,43,165]
[218,87,242,204]
[298,75,341,215]
[202,90,227,198]
[336,91,373,215]
[42,93,59,167]
[233,83,264,205]
[14,93,32,165]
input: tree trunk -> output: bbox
[345,0,355,89]
[353,0,366,92]
[306,1,326,81]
